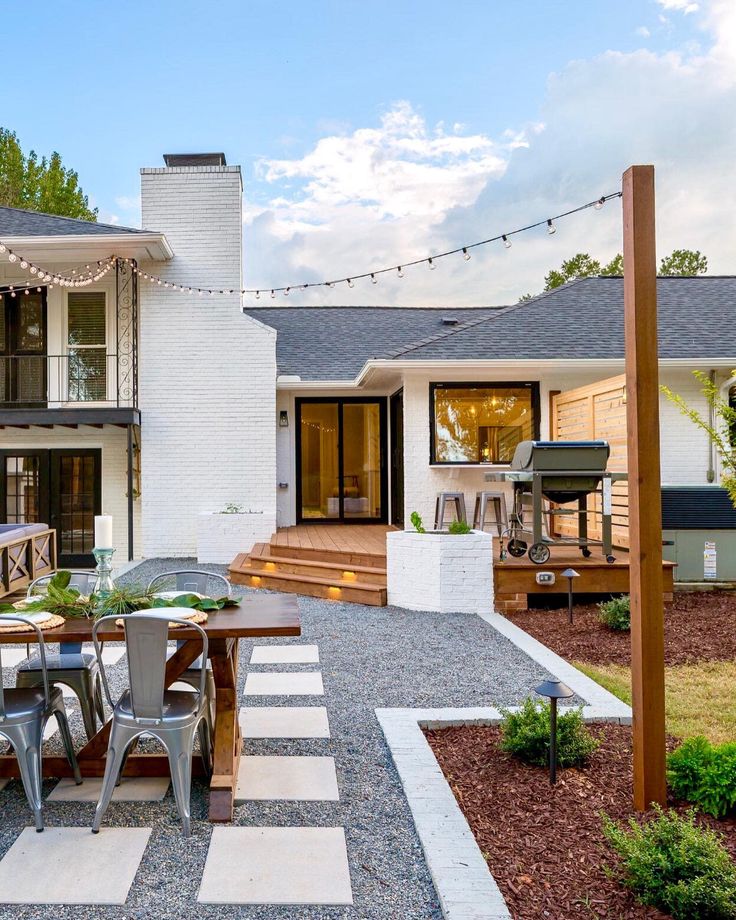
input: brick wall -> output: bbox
[139,165,277,557]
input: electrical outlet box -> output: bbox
[535,571,555,585]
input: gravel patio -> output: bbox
[0,558,555,920]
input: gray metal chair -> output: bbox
[147,571,229,714]
[1,615,82,831]
[17,570,104,740]
[434,491,468,529]
[91,612,212,837]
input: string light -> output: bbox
[0,190,620,299]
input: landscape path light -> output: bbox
[534,678,574,785]
[561,567,580,624]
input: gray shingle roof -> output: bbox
[0,206,145,237]
[392,277,736,362]
[247,306,500,379]
[247,277,736,380]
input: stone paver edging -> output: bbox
[378,613,633,920]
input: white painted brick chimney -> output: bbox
[139,158,277,558]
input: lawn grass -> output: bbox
[575,659,736,745]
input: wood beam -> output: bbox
[623,164,667,810]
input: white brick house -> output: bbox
[1,152,735,571]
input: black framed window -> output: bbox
[430,382,539,464]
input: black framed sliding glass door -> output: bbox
[0,448,101,567]
[296,398,387,523]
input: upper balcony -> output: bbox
[0,258,139,427]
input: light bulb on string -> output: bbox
[371,273,377,284]
[255,291,260,299]
[397,266,404,278]
[347,279,354,288]
[594,197,605,210]
[284,288,290,296]
[20,260,28,269]
[428,258,436,271]
[271,290,275,298]
[8,252,17,262]
[462,248,471,261]
[547,219,556,235]
[502,235,512,250]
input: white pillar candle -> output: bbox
[94,515,113,549]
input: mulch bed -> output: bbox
[426,722,736,919]
[508,591,736,666]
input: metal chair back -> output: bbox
[27,570,96,598]
[147,569,231,598]
[92,613,208,722]
[0,616,50,717]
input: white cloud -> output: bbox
[657,0,699,13]
[244,1,736,306]
[636,25,652,37]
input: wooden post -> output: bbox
[623,165,667,810]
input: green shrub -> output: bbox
[599,594,631,630]
[668,736,736,819]
[448,520,472,535]
[499,697,599,767]
[603,806,736,919]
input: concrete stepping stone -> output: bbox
[0,649,29,668]
[250,645,319,664]
[244,671,324,697]
[48,777,170,802]
[198,826,352,905]
[235,756,338,802]
[239,706,330,739]
[0,827,151,904]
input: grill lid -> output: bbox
[511,440,610,472]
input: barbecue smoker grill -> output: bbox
[502,440,626,565]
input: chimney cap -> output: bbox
[163,152,227,167]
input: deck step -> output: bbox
[247,547,386,584]
[229,561,386,606]
[267,540,386,570]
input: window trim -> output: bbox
[429,381,540,466]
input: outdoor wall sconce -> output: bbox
[561,567,580,624]
[535,678,574,785]
[279,410,289,427]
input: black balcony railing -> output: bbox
[0,353,137,408]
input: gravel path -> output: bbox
[0,558,554,920]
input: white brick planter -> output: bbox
[386,530,493,614]
[197,512,276,564]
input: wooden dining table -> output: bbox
[0,594,301,821]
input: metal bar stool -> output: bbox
[17,570,104,740]
[434,492,468,529]
[473,491,509,536]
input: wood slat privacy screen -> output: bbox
[551,374,629,548]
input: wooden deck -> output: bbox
[229,524,675,610]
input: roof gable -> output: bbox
[0,205,145,237]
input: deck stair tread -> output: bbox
[250,548,386,576]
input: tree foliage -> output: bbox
[659,248,708,276]
[539,248,707,294]
[0,128,97,221]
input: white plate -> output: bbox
[1,610,54,625]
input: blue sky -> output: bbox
[2,0,733,304]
